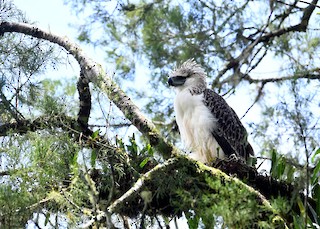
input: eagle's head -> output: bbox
[168,59,207,91]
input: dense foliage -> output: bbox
[0,0,319,228]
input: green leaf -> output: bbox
[312,148,320,163]
[271,150,281,179]
[72,150,78,165]
[285,165,295,183]
[307,202,320,225]
[116,137,125,150]
[146,144,154,156]
[271,150,277,168]
[277,158,286,179]
[91,149,97,168]
[186,214,200,229]
[139,157,149,168]
[140,143,154,156]
[312,183,320,216]
[127,133,138,158]
[297,198,305,215]
[293,214,304,228]
[91,130,99,139]
[311,161,320,185]
[44,211,50,226]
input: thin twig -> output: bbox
[241,82,265,119]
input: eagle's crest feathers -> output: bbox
[170,59,206,80]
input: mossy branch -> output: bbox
[106,156,288,228]
[0,21,175,159]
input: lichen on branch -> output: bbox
[0,21,175,159]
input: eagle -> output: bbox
[168,59,254,163]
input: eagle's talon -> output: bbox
[228,153,239,161]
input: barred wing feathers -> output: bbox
[203,89,254,160]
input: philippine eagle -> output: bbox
[168,59,254,163]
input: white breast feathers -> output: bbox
[174,89,225,163]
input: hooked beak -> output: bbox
[168,76,187,86]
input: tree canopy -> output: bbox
[0,0,319,228]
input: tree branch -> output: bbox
[211,0,318,87]
[243,70,320,84]
[0,170,12,176]
[107,158,178,214]
[77,70,92,134]
[212,12,272,87]
[258,0,318,42]
[0,21,175,159]
[104,156,288,226]
[1,115,310,225]
[0,115,74,136]
[213,158,318,224]
[240,82,266,119]
[0,90,25,121]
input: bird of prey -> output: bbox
[168,59,254,163]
